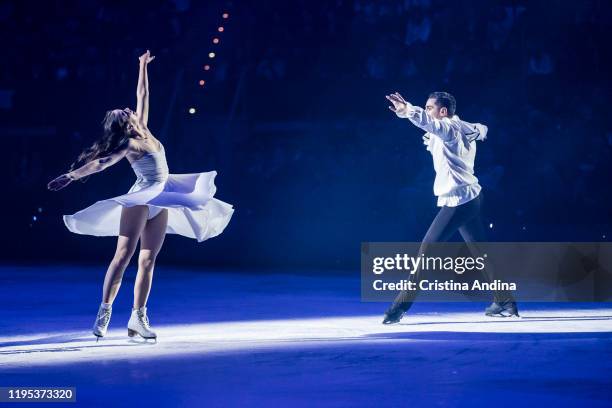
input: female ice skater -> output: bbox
[47,51,234,340]
[382,91,518,324]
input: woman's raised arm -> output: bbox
[136,50,155,126]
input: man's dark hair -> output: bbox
[428,92,456,116]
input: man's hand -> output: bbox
[386,92,411,118]
[139,50,155,65]
[47,173,74,191]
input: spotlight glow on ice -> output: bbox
[1,309,610,369]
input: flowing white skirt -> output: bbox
[63,171,234,242]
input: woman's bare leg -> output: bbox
[101,205,149,304]
[134,208,168,309]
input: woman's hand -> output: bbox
[47,173,74,191]
[139,50,155,65]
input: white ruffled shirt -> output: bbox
[396,102,488,207]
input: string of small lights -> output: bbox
[188,10,230,115]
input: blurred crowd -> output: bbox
[1,0,611,263]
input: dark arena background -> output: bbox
[1,1,611,407]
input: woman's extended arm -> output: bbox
[47,146,129,191]
[136,50,155,126]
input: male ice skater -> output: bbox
[382,91,519,324]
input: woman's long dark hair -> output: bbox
[69,110,132,183]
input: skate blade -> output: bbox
[382,319,402,325]
[486,312,521,318]
[382,316,403,325]
[128,328,157,341]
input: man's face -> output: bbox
[425,98,447,119]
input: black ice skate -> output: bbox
[485,300,520,317]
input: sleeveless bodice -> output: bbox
[130,144,169,185]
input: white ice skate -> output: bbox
[93,304,112,341]
[127,306,157,340]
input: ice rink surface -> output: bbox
[1,265,611,407]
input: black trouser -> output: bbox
[391,192,512,311]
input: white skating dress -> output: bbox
[63,143,234,242]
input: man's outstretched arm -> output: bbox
[386,92,454,141]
